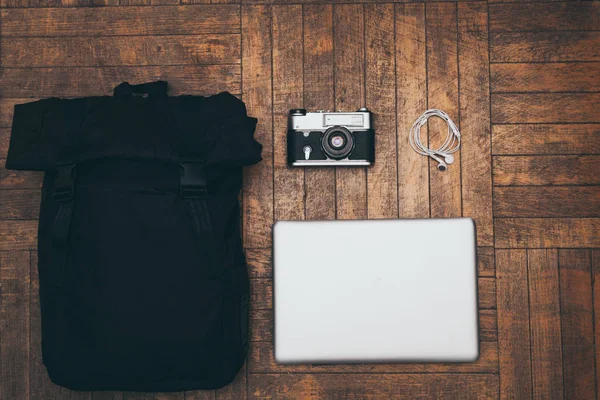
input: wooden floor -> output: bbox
[0,1,599,399]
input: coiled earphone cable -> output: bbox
[409,109,461,171]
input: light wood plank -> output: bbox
[493,155,600,186]
[495,218,600,248]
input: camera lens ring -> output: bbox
[321,126,354,160]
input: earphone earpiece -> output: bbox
[430,154,448,171]
[434,151,454,165]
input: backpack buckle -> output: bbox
[53,163,75,202]
[180,161,207,198]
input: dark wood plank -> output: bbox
[494,186,600,218]
[489,2,600,33]
[491,63,600,93]
[495,218,600,248]
[492,93,600,124]
[366,3,397,219]
[478,247,495,277]
[0,66,241,98]
[183,390,214,400]
[493,155,600,186]
[0,251,30,400]
[0,6,240,37]
[480,310,498,342]
[91,392,125,400]
[0,221,38,251]
[272,5,304,223]
[593,250,600,397]
[334,4,367,220]
[426,2,461,218]
[396,3,429,219]
[1,35,241,67]
[248,340,499,373]
[491,32,600,62]
[1,128,11,159]
[241,5,273,248]
[496,249,532,400]
[458,1,493,247]
[0,167,43,189]
[527,249,564,399]
[29,251,62,399]
[303,4,335,221]
[0,189,41,219]
[247,373,499,399]
[559,249,596,400]
[479,277,496,310]
[246,248,271,278]
[492,124,600,155]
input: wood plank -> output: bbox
[334,4,367,220]
[246,248,271,278]
[496,249,532,400]
[494,186,600,218]
[0,189,41,219]
[492,93,600,124]
[91,392,125,400]
[479,277,496,310]
[182,391,213,400]
[303,4,335,221]
[527,249,564,399]
[396,3,429,219]
[366,3,397,219]
[1,35,241,67]
[593,250,600,398]
[0,221,38,251]
[559,249,596,400]
[489,3,600,33]
[0,6,240,37]
[241,5,273,248]
[272,5,304,223]
[29,251,62,400]
[478,247,495,277]
[492,124,600,155]
[247,373,499,399]
[250,308,497,343]
[248,340,499,373]
[426,2,461,218]
[491,63,600,93]
[0,166,43,189]
[458,1,493,246]
[493,155,600,186]
[0,251,30,400]
[0,128,10,159]
[491,32,600,63]
[495,218,600,248]
[0,66,241,98]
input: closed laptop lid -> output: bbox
[273,218,479,364]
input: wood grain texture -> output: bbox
[0,221,38,251]
[334,4,367,220]
[303,4,335,221]
[559,249,596,400]
[246,248,271,278]
[489,2,600,33]
[496,249,532,400]
[241,5,274,248]
[0,6,240,37]
[491,32,600,62]
[0,128,10,159]
[426,2,461,218]
[1,35,241,67]
[272,5,304,222]
[396,3,429,219]
[0,251,30,400]
[0,189,41,219]
[247,373,499,399]
[527,249,563,399]
[594,250,600,398]
[248,340,499,374]
[492,124,600,155]
[495,218,600,248]
[492,93,600,124]
[478,247,495,277]
[491,63,600,93]
[365,3,397,220]
[494,186,600,218]
[0,66,241,98]
[493,155,600,186]
[458,1,493,246]
[0,167,43,189]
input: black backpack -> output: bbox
[5,81,262,391]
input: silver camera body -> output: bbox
[287,108,375,167]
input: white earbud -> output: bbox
[434,151,454,165]
[430,154,448,171]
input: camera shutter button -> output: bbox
[303,146,312,160]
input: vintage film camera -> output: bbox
[287,108,375,166]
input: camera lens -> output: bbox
[322,127,354,160]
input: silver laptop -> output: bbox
[273,218,479,364]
